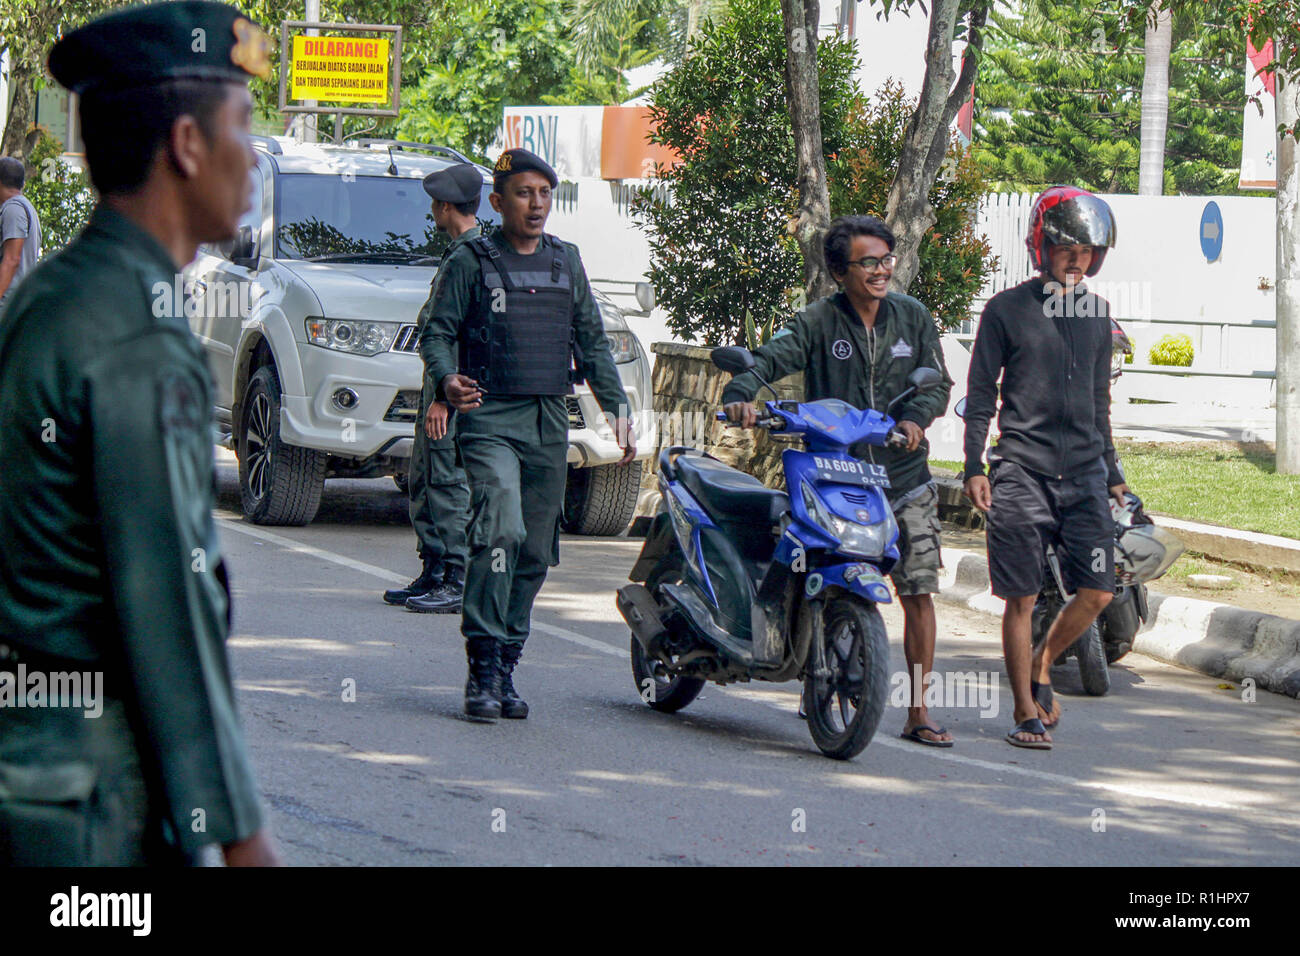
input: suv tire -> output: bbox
[562,460,642,536]
[238,366,327,526]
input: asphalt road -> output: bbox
[213,458,1300,866]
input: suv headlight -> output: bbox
[800,481,895,558]
[306,317,402,356]
[606,330,637,364]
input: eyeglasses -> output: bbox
[848,254,897,273]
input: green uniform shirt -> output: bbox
[418,228,629,445]
[721,290,953,502]
[0,206,263,852]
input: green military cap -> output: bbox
[48,0,272,96]
[492,148,558,193]
[423,163,485,205]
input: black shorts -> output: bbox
[985,458,1115,599]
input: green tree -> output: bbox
[631,0,857,345]
[23,132,94,253]
[973,0,1245,194]
[394,0,627,160]
[0,0,135,163]
[831,80,996,331]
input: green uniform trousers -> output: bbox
[0,694,190,866]
[459,434,568,646]
[408,386,469,581]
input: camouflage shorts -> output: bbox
[889,483,943,596]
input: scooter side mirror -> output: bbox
[953,397,967,420]
[908,366,943,391]
[711,346,756,374]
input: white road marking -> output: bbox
[217,517,408,584]
[219,519,1289,823]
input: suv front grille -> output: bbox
[565,396,586,429]
[384,390,422,422]
[392,324,419,353]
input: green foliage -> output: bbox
[568,0,673,76]
[743,308,777,350]
[23,133,95,254]
[631,0,858,346]
[973,0,1245,194]
[394,0,627,161]
[829,79,997,331]
[1149,333,1193,366]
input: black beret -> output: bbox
[492,148,558,192]
[422,163,484,205]
[49,1,272,96]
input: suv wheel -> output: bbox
[561,460,643,536]
[238,366,327,526]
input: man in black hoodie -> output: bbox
[962,186,1128,750]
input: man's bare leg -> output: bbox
[1030,587,1112,721]
[1003,594,1049,745]
[899,593,952,743]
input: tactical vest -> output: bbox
[461,234,583,396]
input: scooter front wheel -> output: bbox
[803,595,889,760]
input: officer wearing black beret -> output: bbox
[0,1,279,865]
[420,148,636,721]
[383,163,484,613]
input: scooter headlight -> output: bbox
[800,482,896,558]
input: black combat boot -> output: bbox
[384,558,440,605]
[499,643,529,719]
[464,637,502,721]
[404,571,463,614]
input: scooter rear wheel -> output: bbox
[629,553,706,713]
[803,596,889,760]
[1075,620,1111,696]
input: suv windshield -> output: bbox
[275,173,500,262]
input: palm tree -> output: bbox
[1138,2,1172,195]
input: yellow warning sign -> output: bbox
[290,35,389,104]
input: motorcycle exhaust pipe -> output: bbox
[616,584,668,653]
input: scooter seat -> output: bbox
[675,455,789,525]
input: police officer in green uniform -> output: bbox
[722,215,955,746]
[421,148,636,721]
[0,1,279,865]
[384,164,481,614]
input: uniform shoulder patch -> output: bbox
[158,370,205,436]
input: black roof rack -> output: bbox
[249,134,283,155]
[350,138,475,166]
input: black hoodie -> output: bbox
[963,276,1122,487]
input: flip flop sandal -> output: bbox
[1030,680,1060,729]
[901,724,955,748]
[1006,717,1052,750]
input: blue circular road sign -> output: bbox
[1200,201,1223,262]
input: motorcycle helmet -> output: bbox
[1026,185,1117,277]
[1110,494,1185,586]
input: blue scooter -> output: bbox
[617,346,943,759]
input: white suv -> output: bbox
[186,136,654,531]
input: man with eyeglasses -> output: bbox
[722,214,954,746]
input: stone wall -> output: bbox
[642,342,805,496]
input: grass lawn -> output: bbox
[1114,440,1300,539]
[932,442,1300,540]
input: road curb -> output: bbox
[936,547,1300,700]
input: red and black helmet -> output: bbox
[1026,185,1117,277]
